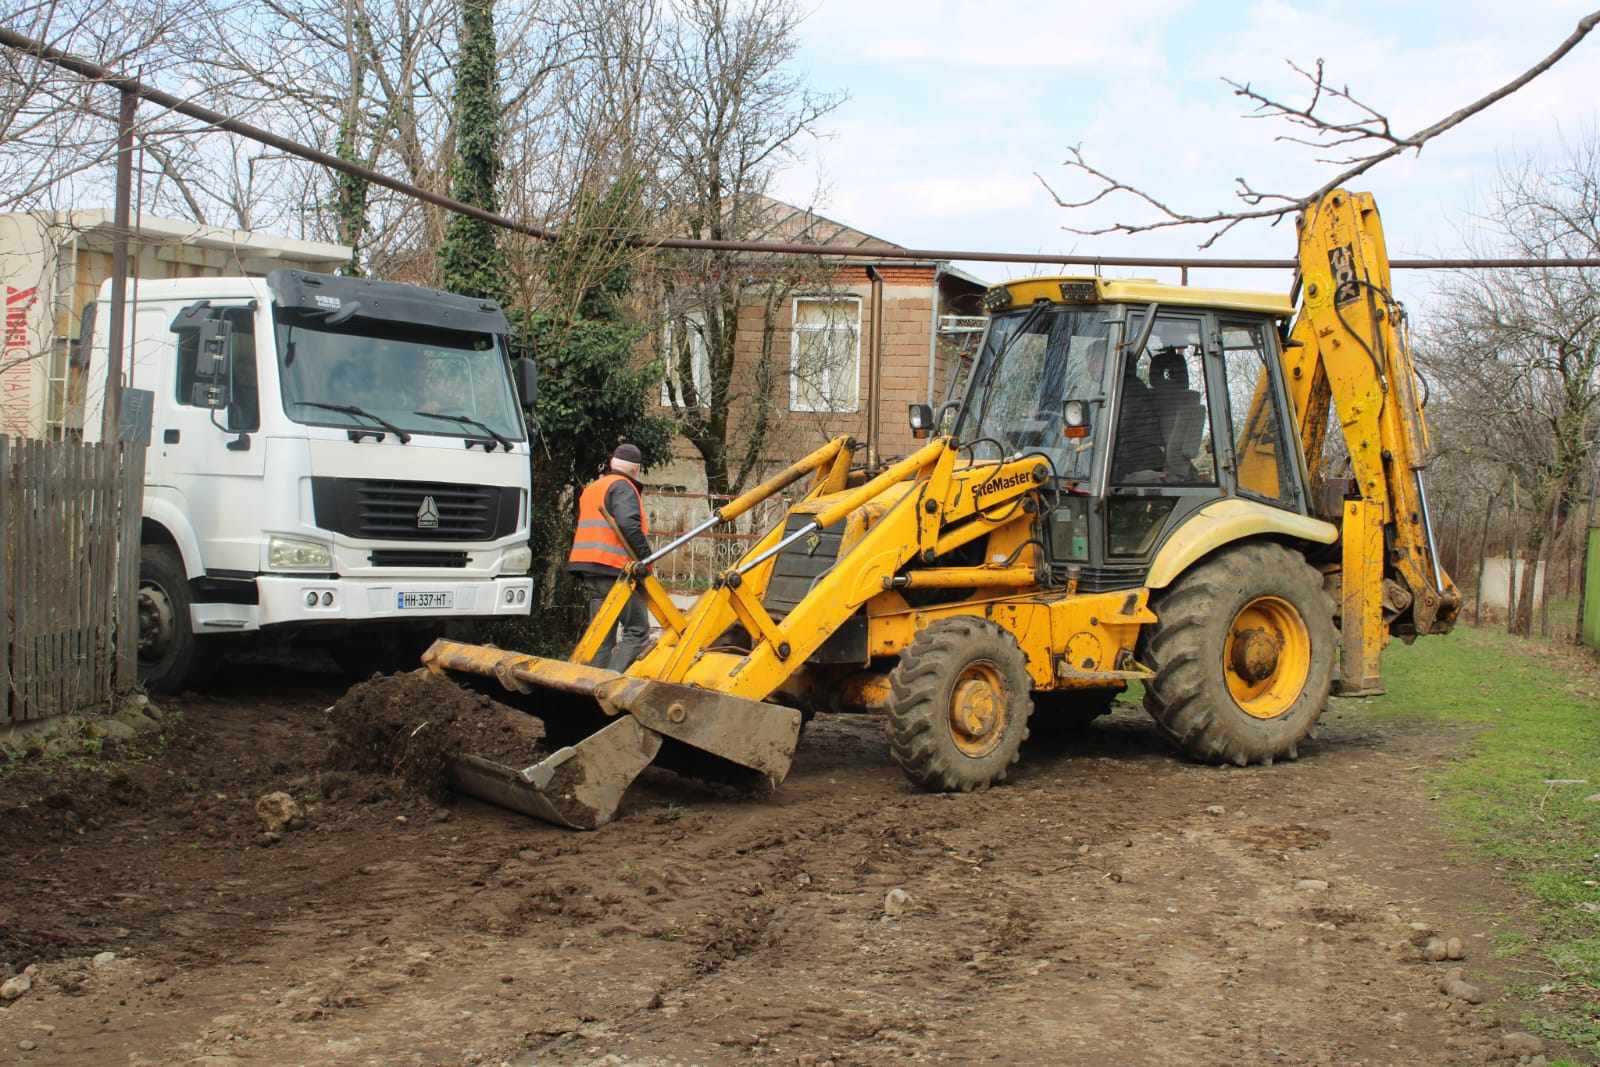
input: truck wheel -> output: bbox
[1028,687,1120,740]
[886,617,1032,792]
[1141,541,1335,766]
[138,544,219,694]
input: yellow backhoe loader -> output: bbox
[420,188,1458,828]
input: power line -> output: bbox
[4,25,1600,272]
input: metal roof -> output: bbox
[993,274,1295,317]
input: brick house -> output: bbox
[648,198,987,499]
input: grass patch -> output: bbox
[1357,626,1600,1050]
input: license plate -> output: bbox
[396,590,454,610]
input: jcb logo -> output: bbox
[1328,246,1360,306]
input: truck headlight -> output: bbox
[500,546,533,575]
[269,536,333,571]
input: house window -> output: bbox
[661,311,711,407]
[790,296,860,413]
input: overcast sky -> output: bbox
[768,0,1599,303]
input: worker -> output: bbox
[568,442,653,672]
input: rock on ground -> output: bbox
[255,792,304,833]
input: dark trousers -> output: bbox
[582,574,650,672]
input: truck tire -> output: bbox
[885,617,1032,792]
[138,544,220,694]
[1028,687,1120,739]
[1141,541,1335,766]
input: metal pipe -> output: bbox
[101,88,136,441]
[925,264,943,406]
[638,513,722,568]
[644,437,847,568]
[736,438,947,577]
[1415,470,1446,593]
[889,566,1036,589]
[736,519,819,576]
[3,28,1599,274]
[865,265,884,466]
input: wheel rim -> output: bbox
[138,579,177,666]
[1223,595,1310,719]
[948,661,1008,757]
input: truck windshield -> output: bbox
[274,308,525,442]
[954,306,1112,482]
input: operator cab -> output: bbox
[939,275,1308,591]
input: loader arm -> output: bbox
[1280,189,1460,693]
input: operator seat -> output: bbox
[1112,356,1164,482]
[1151,348,1206,481]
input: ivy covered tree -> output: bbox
[509,179,671,650]
[438,0,509,305]
[332,17,370,277]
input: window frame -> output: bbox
[1216,317,1302,512]
[661,310,711,408]
[789,294,863,414]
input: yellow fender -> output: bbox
[1145,499,1337,590]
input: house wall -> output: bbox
[649,262,983,497]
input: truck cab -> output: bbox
[83,269,536,692]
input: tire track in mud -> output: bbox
[3,700,1550,1066]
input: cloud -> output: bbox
[775,0,1599,301]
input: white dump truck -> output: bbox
[81,268,537,692]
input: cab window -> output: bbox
[175,306,259,432]
[1220,321,1295,506]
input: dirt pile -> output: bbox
[327,671,547,798]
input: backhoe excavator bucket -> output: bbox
[420,639,803,829]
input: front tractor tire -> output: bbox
[886,618,1032,792]
[1142,541,1334,767]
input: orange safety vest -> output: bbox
[568,473,650,570]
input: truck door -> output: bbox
[152,303,267,574]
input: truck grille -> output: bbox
[312,477,519,542]
[368,550,470,568]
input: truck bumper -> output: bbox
[191,575,535,633]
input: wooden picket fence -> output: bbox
[1,436,146,723]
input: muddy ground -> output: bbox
[0,662,1575,1066]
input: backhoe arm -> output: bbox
[1282,189,1459,692]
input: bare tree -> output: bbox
[1036,10,1600,248]
[644,0,844,496]
[1417,133,1600,637]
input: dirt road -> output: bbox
[0,667,1563,1065]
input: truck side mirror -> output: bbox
[190,318,233,410]
[907,403,934,439]
[512,358,537,410]
[1062,398,1092,438]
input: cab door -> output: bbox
[151,302,268,573]
[1213,318,1308,514]
[1099,310,1224,572]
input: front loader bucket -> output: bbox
[421,639,803,829]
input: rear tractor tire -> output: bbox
[885,618,1032,792]
[1141,541,1334,767]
